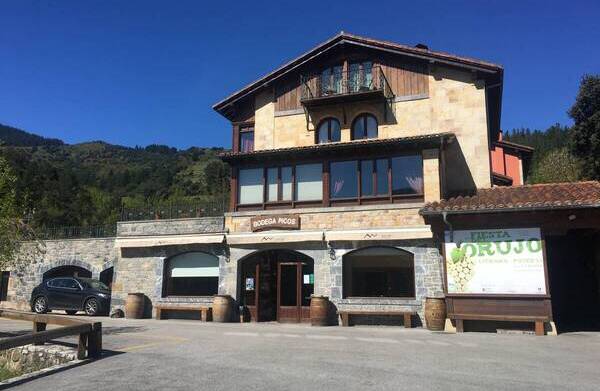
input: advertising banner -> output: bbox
[444,228,546,295]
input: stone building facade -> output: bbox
[0,33,535,329]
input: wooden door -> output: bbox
[277,262,301,323]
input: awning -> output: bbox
[325,226,433,241]
[115,233,225,249]
[226,231,324,245]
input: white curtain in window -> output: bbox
[169,252,219,277]
[295,164,322,201]
[239,168,264,204]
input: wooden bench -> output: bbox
[450,314,549,336]
[337,310,417,328]
[155,304,212,321]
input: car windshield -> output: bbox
[80,279,109,291]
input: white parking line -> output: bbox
[224,331,259,337]
[355,337,399,344]
[404,339,425,344]
[428,340,451,346]
[306,335,348,340]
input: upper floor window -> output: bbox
[348,61,373,93]
[316,118,341,144]
[352,114,378,140]
[320,66,343,96]
[239,126,254,153]
[330,155,422,200]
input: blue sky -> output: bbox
[1,1,598,149]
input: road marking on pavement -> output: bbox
[115,336,189,352]
[355,337,399,344]
[454,341,478,348]
[306,335,348,340]
[428,340,451,346]
[224,331,259,337]
[263,333,281,338]
[404,339,425,344]
[281,333,301,338]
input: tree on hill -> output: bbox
[528,147,582,184]
[0,154,42,269]
[569,74,600,180]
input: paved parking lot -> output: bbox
[1,316,599,390]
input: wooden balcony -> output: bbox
[300,66,394,108]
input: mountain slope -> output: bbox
[0,125,230,228]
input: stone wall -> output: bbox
[117,217,224,236]
[113,243,228,317]
[225,204,425,233]
[223,239,444,325]
[4,238,117,311]
[0,344,77,375]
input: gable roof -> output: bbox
[420,181,600,215]
[213,32,504,116]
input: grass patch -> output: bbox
[0,366,22,382]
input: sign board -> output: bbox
[245,278,255,291]
[251,214,300,232]
[444,228,546,295]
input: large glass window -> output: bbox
[391,155,423,195]
[343,247,415,298]
[164,252,219,297]
[376,159,389,195]
[331,161,358,199]
[352,114,378,140]
[320,66,343,96]
[281,166,292,201]
[361,160,374,196]
[349,62,373,92]
[238,168,263,204]
[295,164,322,201]
[239,126,254,153]
[266,168,278,202]
[316,118,341,144]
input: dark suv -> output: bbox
[30,277,111,316]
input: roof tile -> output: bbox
[420,181,600,214]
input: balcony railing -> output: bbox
[300,66,394,104]
[120,200,226,221]
[37,225,117,240]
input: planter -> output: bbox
[125,293,145,319]
[212,295,233,322]
[424,297,447,331]
[310,295,330,326]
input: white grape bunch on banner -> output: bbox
[448,246,475,292]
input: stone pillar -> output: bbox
[423,148,441,202]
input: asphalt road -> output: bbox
[1,316,599,391]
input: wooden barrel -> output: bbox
[425,297,447,331]
[310,295,329,326]
[125,293,145,319]
[212,295,233,322]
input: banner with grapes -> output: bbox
[444,228,546,295]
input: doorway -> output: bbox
[43,265,92,281]
[547,229,600,332]
[240,250,314,323]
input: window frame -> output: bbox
[328,153,423,206]
[351,113,378,140]
[162,251,220,298]
[315,118,341,144]
[342,246,416,300]
[232,152,424,211]
[238,126,255,153]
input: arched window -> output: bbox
[343,246,414,298]
[163,252,219,297]
[316,118,341,144]
[351,114,378,140]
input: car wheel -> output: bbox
[65,310,78,315]
[33,296,48,314]
[84,298,99,316]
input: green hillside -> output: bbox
[0,125,230,228]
